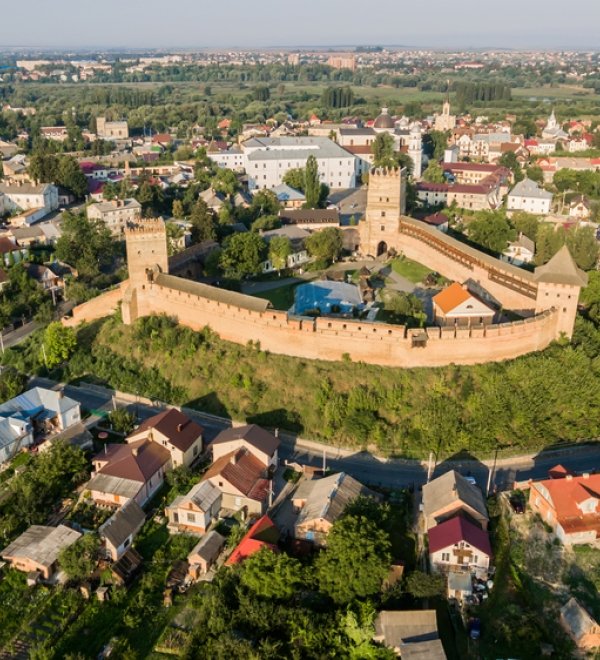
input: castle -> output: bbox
[65,168,587,368]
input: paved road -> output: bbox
[2,321,38,351]
[30,377,600,493]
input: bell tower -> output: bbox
[359,167,406,258]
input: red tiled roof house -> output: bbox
[528,466,600,545]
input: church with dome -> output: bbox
[372,107,423,178]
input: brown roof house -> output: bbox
[373,610,447,659]
[86,439,171,507]
[202,447,271,517]
[165,480,222,535]
[292,472,379,546]
[1,525,81,581]
[99,499,146,561]
[187,530,226,580]
[127,408,203,468]
[422,471,489,531]
[211,424,279,469]
[560,598,600,651]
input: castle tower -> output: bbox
[534,245,587,338]
[359,167,406,258]
[408,123,423,179]
[125,219,169,285]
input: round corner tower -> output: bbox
[360,166,407,257]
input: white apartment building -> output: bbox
[507,178,553,216]
[209,137,357,191]
[87,198,142,235]
[0,182,59,215]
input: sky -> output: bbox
[2,0,600,50]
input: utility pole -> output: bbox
[426,451,434,483]
[322,448,327,473]
[41,344,48,369]
[0,332,4,355]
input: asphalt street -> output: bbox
[30,376,600,493]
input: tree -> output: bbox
[511,211,540,242]
[108,409,137,434]
[240,547,304,600]
[304,155,321,209]
[250,190,280,218]
[55,212,115,281]
[405,570,445,599]
[251,215,281,232]
[0,367,26,401]
[59,533,101,582]
[41,322,77,368]
[316,514,391,604]
[268,236,292,272]
[57,156,88,198]
[172,200,185,219]
[305,227,343,263]
[499,151,523,183]
[526,165,544,185]
[384,291,425,325]
[282,168,305,192]
[422,161,445,184]
[467,212,516,254]
[427,130,449,160]
[212,168,239,197]
[189,199,217,243]
[396,152,414,177]
[566,225,600,271]
[372,133,396,168]
[135,180,164,216]
[219,232,267,278]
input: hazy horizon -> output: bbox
[2,0,600,51]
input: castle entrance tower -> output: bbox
[124,219,169,285]
[359,167,406,258]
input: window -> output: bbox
[473,555,478,564]
[381,225,385,231]
[442,552,450,561]
[193,445,199,456]
[187,512,196,522]
[381,211,386,218]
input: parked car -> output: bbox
[468,617,481,640]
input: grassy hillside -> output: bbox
[7,312,596,461]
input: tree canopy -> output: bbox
[42,322,77,368]
[240,547,304,600]
[305,227,343,263]
[219,232,267,278]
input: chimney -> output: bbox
[132,446,139,456]
[230,453,237,465]
[59,389,64,399]
[104,443,108,455]
[177,423,183,432]
[583,473,590,479]
[566,474,573,481]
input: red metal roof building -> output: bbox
[225,515,279,566]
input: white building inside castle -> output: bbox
[209,136,357,191]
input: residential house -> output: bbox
[40,126,68,142]
[202,447,271,516]
[187,530,226,579]
[0,182,59,215]
[560,598,600,651]
[422,470,489,531]
[421,213,449,233]
[0,236,24,266]
[0,387,81,464]
[279,208,340,229]
[428,515,492,579]
[432,282,495,327]
[503,233,535,265]
[528,467,600,545]
[99,499,146,561]
[260,225,311,272]
[271,183,305,209]
[199,188,227,213]
[165,481,222,534]
[373,610,446,659]
[1,154,29,182]
[211,424,279,470]
[1,525,81,580]
[569,195,592,220]
[292,472,379,546]
[127,408,203,468]
[86,439,171,507]
[86,199,142,236]
[416,182,449,208]
[225,515,279,566]
[507,178,552,216]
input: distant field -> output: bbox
[513,85,600,100]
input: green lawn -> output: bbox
[254,282,301,310]
[390,257,433,284]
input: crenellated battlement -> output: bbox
[125,219,167,236]
[369,166,404,178]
